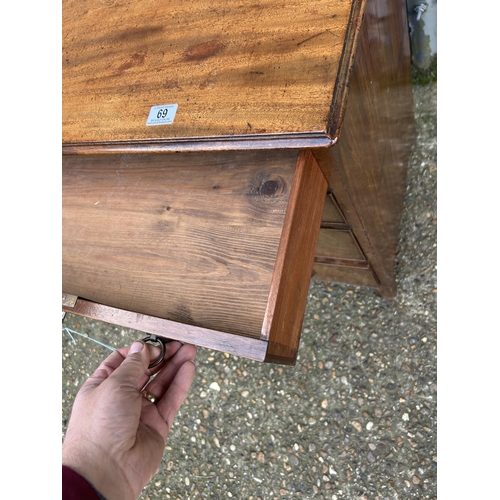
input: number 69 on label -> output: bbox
[146,104,178,126]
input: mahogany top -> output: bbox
[62,0,355,151]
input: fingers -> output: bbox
[106,341,152,390]
[137,341,184,389]
[157,358,196,435]
[81,349,128,392]
[138,344,196,441]
[81,341,183,393]
[142,343,197,401]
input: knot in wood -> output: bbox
[260,180,279,197]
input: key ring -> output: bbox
[141,334,173,369]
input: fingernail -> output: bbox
[129,341,144,355]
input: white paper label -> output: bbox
[146,104,178,126]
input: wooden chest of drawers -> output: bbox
[62,0,415,364]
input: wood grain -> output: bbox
[321,192,346,223]
[262,150,327,364]
[313,256,370,269]
[61,0,416,364]
[315,229,364,260]
[63,298,268,362]
[312,263,378,287]
[313,0,416,298]
[63,149,298,339]
[63,0,353,148]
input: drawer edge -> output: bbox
[63,298,268,363]
[262,150,328,365]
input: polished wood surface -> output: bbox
[263,151,327,364]
[313,0,415,298]
[63,150,298,339]
[62,0,416,362]
[63,0,353,150]
[63,298,268,362]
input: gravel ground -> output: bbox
[62,81,437,500]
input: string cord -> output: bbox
[62,327,116,352]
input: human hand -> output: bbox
[62,340,197,500]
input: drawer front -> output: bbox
[63,150,327,364]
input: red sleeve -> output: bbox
[62,465,104,500]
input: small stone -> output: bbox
[321,399,328,408]
[351,421,362,432]
[402,413,409,421]
[241,390,249,397]
[214,437,220,448]
[412,476,420,485]
[366,421,374,430]
[185,477,190,486]
[368,443,376,451]
[367,452,376,463]
[210,382,221,391]
[289,455,299,466]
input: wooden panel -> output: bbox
[63,299,268,362]
[263,150,327,364]
[313,0,416,298]
[315,229,364,260]
[63,0,354,148]
[312,263,378,287]
[321,193,345,223]
[63,150,298,339]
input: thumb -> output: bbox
[108,341,151,390]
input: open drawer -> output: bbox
[62,0,416,363]
[63,149,327,364]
